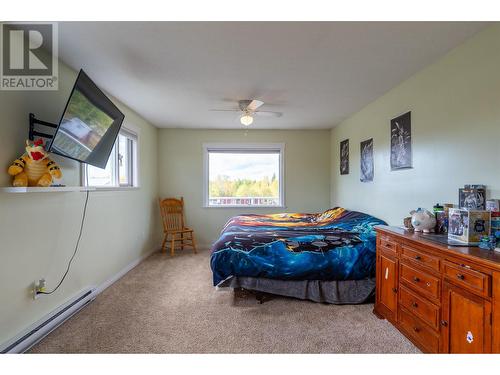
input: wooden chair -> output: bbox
[159,197,197,256]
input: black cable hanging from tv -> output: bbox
[37,190,90,296]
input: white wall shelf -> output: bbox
[0,186,95,193]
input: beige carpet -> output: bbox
[29,249,419,353]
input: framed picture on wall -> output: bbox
[340,139,349,175]
[390,111,412,170]
[360,138,374,182]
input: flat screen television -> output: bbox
[49,69,125,169]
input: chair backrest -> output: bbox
[159,197,185,231]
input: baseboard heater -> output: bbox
[1,288,96,354]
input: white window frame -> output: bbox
[81,124,140,190]
[202,142,285,208]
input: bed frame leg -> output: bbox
[255,292,265,304]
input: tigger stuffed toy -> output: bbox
[8,138,62,187]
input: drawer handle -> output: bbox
[413,327,420,333]
[413,276,420,283]
[414,255,422,261]
[385,243,392,248]
[411,302,418,308]
[441,320,448,327]
[392,288,398,293]
[457,274,465,280]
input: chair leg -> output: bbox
[181,232,185,251]
[161,233,168,254]
[191,231,197,254]
[170,233,176,256]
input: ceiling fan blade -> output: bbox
[246,100,264,112]
[254,111,283,118]
[209,109,241,113]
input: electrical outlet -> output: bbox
[32,278,46,300]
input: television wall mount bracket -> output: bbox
[29,113,58,141]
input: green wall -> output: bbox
[330,24,500,225]
[0,52,161,345]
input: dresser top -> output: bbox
[376,225,500,270]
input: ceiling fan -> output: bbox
[210,99,283,126]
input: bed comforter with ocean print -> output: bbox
[210,207,386,286]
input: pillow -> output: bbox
[314,207,345,223]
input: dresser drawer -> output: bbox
[401,245,440,272]
[443,261,490,297]
[400,263,440,300]
[399,307,440,353]
[399,285,439,330]
[378,236,398,255]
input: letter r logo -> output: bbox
[1,22,58,90]
[2,23,53,76]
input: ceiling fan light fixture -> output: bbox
[240,113,254,126]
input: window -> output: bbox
[83,128,138,188]
[203,143,284,207]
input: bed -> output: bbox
[210,207,386,304]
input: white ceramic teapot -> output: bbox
[410,208,436,233]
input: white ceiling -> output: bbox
[58,22,489,129]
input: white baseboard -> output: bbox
[0,246,159,353]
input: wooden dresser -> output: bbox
[374,226,500,353]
